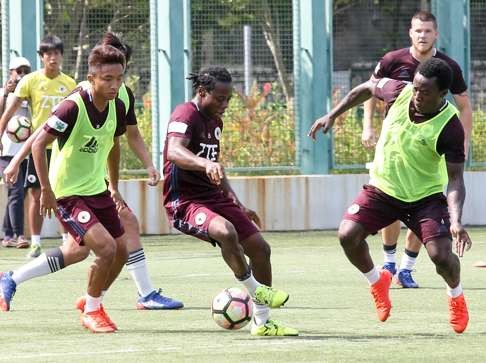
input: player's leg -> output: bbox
[340,185,400,322]
[0,156,15,247]
[409,194,468,333]
[381,220,401,275]
[0,236,89,311]
[396,229,421,288]
[12,159,28,248]
[119,205,183,310]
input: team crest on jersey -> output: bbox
[214,127,221,140]
[195,212,207,225]
[59,85,67,93]
[347,204,360,214]
[77,211,91,223]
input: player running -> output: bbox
[163,66,298,336]
[1,45,129,333]
[362,11,473,287]
[309,58,471,334]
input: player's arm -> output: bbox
[3,126,44,184]
[308,79,377,140]
[452,92,473,157]
[107,136,124,208]
[166,136,224,185]
[362,97,377,148]
[446,161,471,257]
[31,129,57,218]
[126,125,160,185]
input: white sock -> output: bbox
[31,235,41,247]
[383,245,397,264]
[447,283,463,298]
[238,272,261,298]
[363,267,380,285]
[252,302,270,326]
[84,294,102,313]
[126,248,155,297]
[12,254,51,285]
[399,254,417,271]
[61,233,69,244]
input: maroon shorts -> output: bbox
[165,196,259,246]
[343,185,451,243]
[56,190,125,244]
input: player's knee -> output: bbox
[257,240,271,260]
[429,248,450,268]
[119,209,140,234]
[96,238,117,261]
[212,220,238,245]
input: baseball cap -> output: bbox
[9,57,31,70]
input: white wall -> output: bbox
[3,172,485,237]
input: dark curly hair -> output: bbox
[416,58,453,91]
[187,66,232,93]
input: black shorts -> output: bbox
[25,149,52,189]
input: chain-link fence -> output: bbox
[470,0,486,168]
[332,0,430,171]
[192,0,295,171]
[43,0,151,174]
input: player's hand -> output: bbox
[361,126,377,148]
[451,222,472,257]
[241,205,262,229]
[109,188,125,212]
[4,78,18,94]
[40,188,57,218]
[3,160,20,185]
[308,114,335,140]
[205,161,225,186]
[146,165,161,186]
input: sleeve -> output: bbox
[372,53,393,79]
[436,115,465,163]
[167,105,195,140]
[372,78,406,105]
[43,100,78,136]
[114,99,127,137]
[125,86,137,125]
[448,61,468,95]
[14,75,31,99]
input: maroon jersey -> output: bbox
[44,89,127,150]
[373,48,467,95]
[373,78,465,163]
[163,102,224,204]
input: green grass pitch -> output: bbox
[1,229,486,362]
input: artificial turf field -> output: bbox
[1,229,486,363]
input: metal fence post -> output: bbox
[5,0,43,73]
[293,0,332,174]
[154,0,186,171]
[432,0,470,162]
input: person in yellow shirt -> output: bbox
[0,35,76,258]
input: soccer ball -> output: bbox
[211,287,253,330]
[6,115,31,142]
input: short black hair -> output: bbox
[416,58,453,91]
[187,66,232,92]
[411,10,437,29]
[98,32,132,63]
[38,35,64,55]
[88,45,126,75]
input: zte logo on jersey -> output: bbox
[196,143,218,161]
[41,95,65,109]
[79,136,98,153]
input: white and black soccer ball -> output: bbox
[6,115,31,143]
[211,287,253,330]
